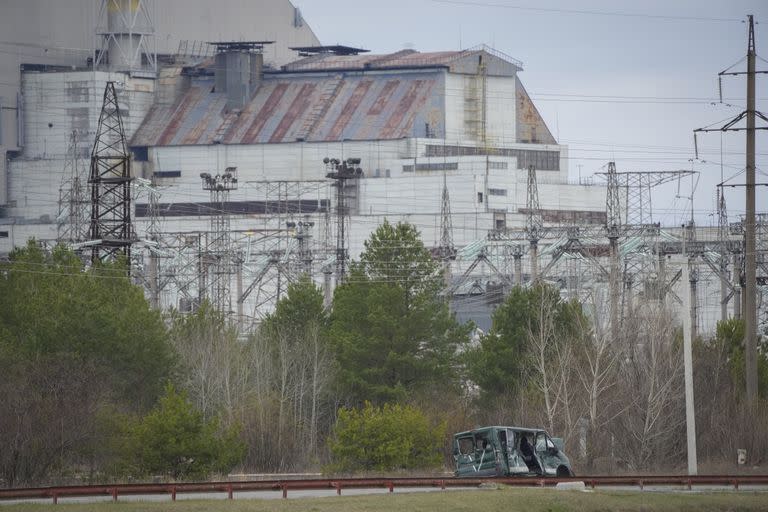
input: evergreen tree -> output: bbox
[329,221,470,404]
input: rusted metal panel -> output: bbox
[367,80,399,116]
[134,71,443,146]
[268,83,317,143]
[181,94,226,145]
[326,79,373,141]
[156,87,203,146]
[380,80,425,139]
[516,76,556,145]
[236,83,290,143]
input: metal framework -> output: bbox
[89,81,134,266]
[436,171,457,262]
[57,130,88,245]
[325,158,362,282]
[200,168,238,314]
[525,165,543,280]
[95,0,157,73]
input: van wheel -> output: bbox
[556,466,573,478]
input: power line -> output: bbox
[429,0,745,23]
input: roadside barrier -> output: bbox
[2,475,768,503]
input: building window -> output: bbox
[488,188,507,196]
[477,192,483,203]
[494,212,506,230]
[488,161,508,170]
[425,144,560,171]
[402,162,459,173]
[0,231,8,238]
[153,170,182,178]
[132,146,149,161]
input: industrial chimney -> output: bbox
[95,0,157,75]
[211,41,273,110]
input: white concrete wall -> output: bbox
[444,73,469,143]
[485,75,517,145]
[21,71,154,160]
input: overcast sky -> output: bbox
[299,0,767,227]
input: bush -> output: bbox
[328,402,445,473]
[123,384,244,480]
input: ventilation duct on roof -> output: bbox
[211,41,273,110]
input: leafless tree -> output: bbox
[574,292,621,466]
[610,302,685,471]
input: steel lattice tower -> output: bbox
[605,161,622,341]
[200,167,238,313]
[437,171,457,261]
[57,130,89,244]
[325,157,362,282]
[89,81,134,266]
[525,165,543,281]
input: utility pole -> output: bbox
[744,14,758,403]
[694,15,767,402]
[682,231,699,475]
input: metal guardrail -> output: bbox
[2,475,768,504]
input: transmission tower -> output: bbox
[717,188,730,321]
[57,130,88,244]
[141,176,163,309]
[89,81,134,266]
[605,161,622,341]
[525,165,543,281]
[325,157,362,282]
[437,171,457,262]
[289,218,314,276]
[200,167,238,313]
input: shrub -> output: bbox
[124,384,244,480]
[328,402,445,472]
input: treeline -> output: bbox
[1,222,767,486]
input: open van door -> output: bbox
[504,428,529,475]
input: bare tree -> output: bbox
[611,302,685,471]
[574,292,620,467]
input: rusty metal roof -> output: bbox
[133,70,445,146]
[282,45,522,74]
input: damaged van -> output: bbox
[453,426,574,477]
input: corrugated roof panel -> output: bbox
[133,71,444,146]
[326,79,373,141]
[269,82,317,142]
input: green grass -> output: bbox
[3,487,768,512]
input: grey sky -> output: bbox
[299,0,767,227]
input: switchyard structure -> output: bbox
[0,1,765,341]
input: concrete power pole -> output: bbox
[744,14,758,403]
[682,242,699,475]
[693,14,767,402]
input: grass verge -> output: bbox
[2,486,767,512]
